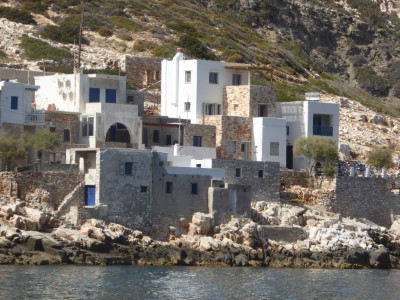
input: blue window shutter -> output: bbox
[89,88,100,102]
[105,89,117,103]
[11,96,18,110]
[125,162,133,175]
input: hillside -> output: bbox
[1,0,400,162]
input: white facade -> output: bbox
[34,70,142,147]
[277,97,339,170]
[0,80,42,126]
[252,117,287,167]
[161,50,250,124]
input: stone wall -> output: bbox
[0,68,53,84]
[183,124,216,148]
[96,149,153,231]
[151,153,211,239]
[334,177,392,227]
[280,170,310,189]
[224,85,276,118]
[45,111,80,163]
[125,56,162,114]
[212,159,280,202]
[0,169,83,209]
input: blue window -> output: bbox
[89,88,100,102]
[105,89,117,103]
[11,96,18,110]
[193,136,202,147]
[125,162,133,175]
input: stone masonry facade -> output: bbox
[212,159,280,202]
[334,177,393,228]
[183,124,216,148]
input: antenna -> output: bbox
[77,0,84,69]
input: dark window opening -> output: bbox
[11,96,18,110]
[191,183,198,195]
[209,72,218,84]
[166,135,172,145]
[125,162,133,175]
[141,186,147,193]
[258,104,268,117]
[105,89,117,103]
[193,135,202,147]
[63,129,70,142]
[235,168,241,178]
[166,182,173,193]
[153,130,160,143]
[258,170,263,178]
[232,74,241,85]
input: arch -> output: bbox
[105,123,131,143]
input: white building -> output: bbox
[161,49,251,124]
[0,80,43,128]
[35,69,143,148]
[277,93,339,170]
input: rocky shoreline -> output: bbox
[2,197,400,269]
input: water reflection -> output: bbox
[0,266,400,300]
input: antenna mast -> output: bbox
[77,0,84,69]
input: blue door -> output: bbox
[85,185,96,206]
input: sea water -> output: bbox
[0,265,399,299]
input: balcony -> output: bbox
[25,111,45,125]
[313,126,333,136]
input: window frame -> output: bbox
[124,162,133,175]
[166,182,173,194]
[235,168,242,178]
[209,72,218,84]
[258,170,264,178]
[184,102,191,112]
[191,183,198,195]
[89,87,100,103]
[153,130,160,143]
[105,88,117,103]
[270,142,280,156]
[258,104,268,117]
[63,129,70,142]
[232,74,241,86]
[185,71,191,83]
[11,96,18,110]
[225,140,237,155]
[81,116,94,137]
[193,135,202,147]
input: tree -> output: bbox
[294,136,339,180]
[366,147,393,170]
[27,129,61,163]
[0,133,27,170]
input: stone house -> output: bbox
[62,147,279,238]
[34,69,144,150]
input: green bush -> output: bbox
[21,1,49,14]
[355,67,390,97]
[388,61,400,84]
[109,16,144,32]
[177,34,216,60]
[98,27,113,37]
[0,50,7,61]
[20,35,73,61]
[151,44,175,58]
[0,6,36,25]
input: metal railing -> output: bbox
[25,111,45,125]
[313,126,333,136]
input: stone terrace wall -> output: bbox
[280,170,310,190]
[212,159,280,202]
[0,68,54,84]
[334,177,392,227]
[0,169,83,209]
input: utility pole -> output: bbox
[77,0,84,69]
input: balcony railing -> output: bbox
[25,111,45,125]
[313,126,333,136]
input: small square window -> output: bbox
[11,96,18,110]
[209,72,218,84]
[166,182,173,193]
[193,136,202,147]
[270,142,279,156]
[232,74,241,85]
[258,104,268,117]
[89,88,100,102]
[125,162,133,175]
[141,186,147,193]
[64,129,70,142]
[258,170,264,178]
[226,141,236,154]
[185,71,191,83]
[191,183,198,195]
[196,164,201,168]
[235,168,242,178]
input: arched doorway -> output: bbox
[106,123,131,143]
